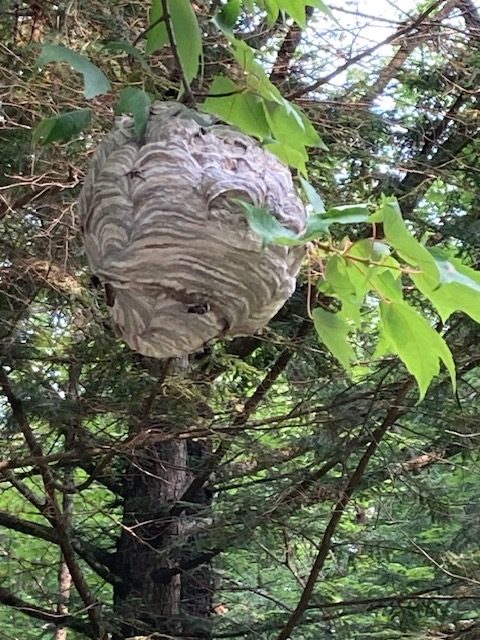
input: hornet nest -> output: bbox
[79,102,307,359]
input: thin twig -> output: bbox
[287,0,447,99]
[0,367,105,638]
[132,14,166,47]
[173,319,312,508]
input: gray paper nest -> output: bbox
[79,102,307,359]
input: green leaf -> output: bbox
[423,283,480,323]
[116,88,151,136]
[312,308,356,371]
[320,256,362,325]
[347,239,403,303]
[320,242,402,317]
[32,109,92,145]
[234,200,303,246]
[301,204,371,240]
[299,177,325,213]
[380,196,439,288]
[209,26,323,170]
[145,0,202,84]
[265,141,308,174]
[215,0,242,30]
[413,250,480,324]
[169,0,203,84]
[37,44,110,99]
[348,238,401,272]
[278,0,310,27]
[263,100,323,150]
[103,40,151,71]
[202,77,270,139]
[380,301,456,401]
[370,270,404,302]
[310,0,333,17]
[145,0,168,54]
[326,204,371,220]
[431,249,480,292]
[261,0,281,26]
[229,38,283,103]
[275,0,333,25]
[301,214,330,238]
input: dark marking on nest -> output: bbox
[187,302,210,315]
[126,168,145,180]
[220,317,231,335]
[104,283,116,307]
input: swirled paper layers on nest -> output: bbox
[79,102,306,358]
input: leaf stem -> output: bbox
[160,0,196,105]
[132,14,166,46]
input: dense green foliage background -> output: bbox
[1,1,480,639]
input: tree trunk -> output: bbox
[112,437,214,639]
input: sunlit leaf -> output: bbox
[37,44,110,99]
[431,249,480,292]
[278,0,310,27]
[202,77,270,139]
[263,100,323,150]
[310,0,333,17]
[270,0,334,26]
[349,238,400,271]
[327,204,370,219]
[301,214,330,237]
[320,256,362,324]
[169,0,203,84]
[210,25,322,169]
[380,196,439,288]
[265,141,308,174]
[370,270,403,302]
[215,0,242,30]
[380,301,456,401]
[302,204,370,239]
[229,38,283,103]
[261,0,281,25]
[414,250,480,324]
[318,242,402,328]
[312,307,356,371]
[299,177,325,213]
[145,0,202,85]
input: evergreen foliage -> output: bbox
[1,1,480,639]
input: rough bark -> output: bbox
[112,437,214,639]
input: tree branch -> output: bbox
[176,319,312,508]
[358,0,457,107]
[270,7,314,86]
[287,0,447,99]
[0,367,105,637]
[0,510,117,582]
[0,585,91,636]
[276,379,414,640]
